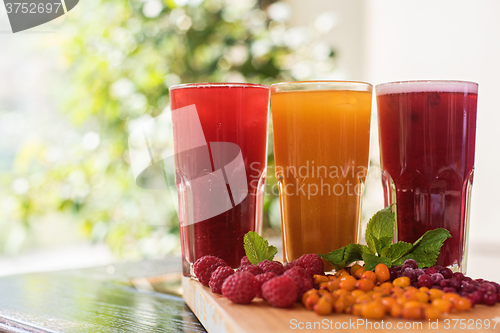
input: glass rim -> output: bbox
[376,80,478,95]
[270,80,373,93]
[169,82,269,91]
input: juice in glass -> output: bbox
[271,82,373,267]
[170,83,269,276]
[376,80,478,272]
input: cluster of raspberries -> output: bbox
[193,253,325,308]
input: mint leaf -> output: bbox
[362,252,392,271]
[381,241,413,262]
[365,205,395,255]
[320,243,365,270]
[393,229,451,268]
[243,231,278,265]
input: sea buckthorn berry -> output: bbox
[432,299,452,313]
[375,263,390,283]
[334,295,352,313]
[304,293,320,310]
[302,289,318,304]
[380,282,393,290]
[361,301,385,319]
[352,303,363,316]
[350,263,362,274]
[419,287,430,293]
[391,286,404,296]
[402,290,418,302]
[356,278,375,292]
[415,291,429,303]
[429,288,444,301]
[361,271,377,283]
[351,289,364,298]
[454,297,472,311]
[333,289,349,298]
[319,282,329,290]
[393,276,411,288]
[402,301,423,320]
[340,275,357,291]
[380,297,397,313]
[353,267,365,279]
[424,306,442,320]
[336,269,348,277]
[314,296,333,315]
[326,279,340,292]
[442,292,461,304]
[390,303,403,318]
[355,294,372,304]
[314,274,329,284]
[327,275,336,280]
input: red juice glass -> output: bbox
[169,83,269,277]
[376,80,478,273]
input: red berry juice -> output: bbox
[170,83,269,276]
[376,81,478,271]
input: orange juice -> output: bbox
[270,82,372,267]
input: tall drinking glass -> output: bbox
[376,80,478,273]
[271,81,373,268]
[169,83,269,277]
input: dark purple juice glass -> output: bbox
[376,80,478,273]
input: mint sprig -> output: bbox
[243,231,278,265]
[320,205,452,270]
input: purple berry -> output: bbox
[467,291,482,305]
[475,278,485,284]
[431,285,443,291]
[433,265,444,271]
[478,282,496,293]
[462,277,472,283]
[403,259,418,269]
[411,281,419,288]
[490,281,500,292]
[418,274,433,289]
[425,267,438,275]
[450,278,462,290]
[389,267,398,281]
[497,292,500,303]
[452,272,465,280]
[440,280,450,288]
[402,268,416,282]
[443,287,457,294]
[414,268,425,277]
[439,268,453,279]
[431,273,444,285]
[483,291,497,306]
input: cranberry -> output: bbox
[403,259,418,269]
[433,265,444,271]
[431,273,444,285]
[462,277,472,283]
[440,280,449,288]
[439,268,453,279]
[497,292,500,303]
[468,291,483,305]
[450,278,462,290]
[411,281,419,288]
[414,268,425,277]
[490,281,500,292]
[478,282,497,293]
[452,272,465,280]
[483,291,497,306]
[418,274,433,288]
[443,287,457,294]
[389,267,398,281]
[402,268,416,282]
[425,267,438,275]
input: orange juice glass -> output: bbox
[270,81,373,267]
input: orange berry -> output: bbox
[380,296,397,313]
[361,301,385,319]
[314,274,329,284]
[429,288,444,301]
[419,287,430,293]
[375,263,390,283]
[390,303,403,317]
[334,295,353,313]
[432,299,452,313]
[350,263,362,274]
[442,292,461,304]
[353,267,365,279]
[302,289,318,304]
[424,306,442,320]
[355,294,372,304]
[356,278,375,292]
[340,275,357,291]
[314,296,333,315]
[454,297,472,311]
[393,276,411,288]
[402,301,423,320]
[333,288,349,298]
[402,290,418,302]
[361,271,377,283]
[415,291,430,303]
[352,303,363,316]
[304,293,320,311]
[327,278,341,292]
[380,282,393,289]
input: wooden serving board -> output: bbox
[182,276,500,333]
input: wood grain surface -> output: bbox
[183,276,500,333]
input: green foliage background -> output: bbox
[1,0,335,258]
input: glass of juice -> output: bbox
[270,81,373,268]
[169,83,269,277]
[376,80,478,273]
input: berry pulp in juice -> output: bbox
[170,84,269,274]
[377,85,477,268]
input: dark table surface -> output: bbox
[0,259,206,333]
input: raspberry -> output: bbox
[284,261,296,271]
[295,254,324,277]
[240,256,252,267]
[257,260,285,276]
[194,255,228,286]
[261,275,298,308]
[254,272,277,298]
[236,264,263,275]
[209,266,235,294]
[284,266,313,300]
[222,272,257,304]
